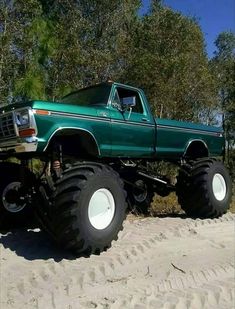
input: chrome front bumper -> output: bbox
[0,136,38,153]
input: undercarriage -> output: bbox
[0,146,232,256]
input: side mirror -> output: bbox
[121,96,136,110]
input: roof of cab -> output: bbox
[62,81,142,99]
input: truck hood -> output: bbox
[156,118,223,134]
[0,102,32,114]
[0,100,101,118]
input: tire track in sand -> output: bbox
[0,213,234,308]
[98,262,234,309]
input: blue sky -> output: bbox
[140,0,235,58]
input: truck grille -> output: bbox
[0,113,16,139]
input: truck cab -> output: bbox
[107,83,156,157]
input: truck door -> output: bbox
[109,86,155,157]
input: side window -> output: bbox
[112,90,121,108]
[112,87,144,114]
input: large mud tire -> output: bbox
[176,158,232,218]
[36,163,127,256]
[0,162,35,229]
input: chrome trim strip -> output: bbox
[50,111,109,123]
[111,119,155,128]
[43,127,101,155]
[50,111,155,128]
[156,124,223,137]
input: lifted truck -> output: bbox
[0,82,232,255]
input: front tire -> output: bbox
[0,162,35,229]
[176,159,232,218]
[37,163,127,255]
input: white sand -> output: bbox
[0,213,234,309]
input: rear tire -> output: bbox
[176,158,232,218]
[36,163,127,255]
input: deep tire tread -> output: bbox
[36,162,127,255]
[176,158,232,218]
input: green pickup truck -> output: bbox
[0,81,232,255]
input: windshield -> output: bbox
[60,84,111,106]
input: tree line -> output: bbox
[0,0,234,172]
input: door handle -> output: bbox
[98,112,108,117]
[142,117,149,122]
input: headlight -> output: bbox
[15,109,30,127]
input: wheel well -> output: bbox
[46,129,100,158]
[184,140,209,159]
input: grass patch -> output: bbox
[229,183,235,213]
[150,192,182,216]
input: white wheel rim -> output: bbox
[2,182,26,213]
[88,188,115,230]
[212,173,227,201]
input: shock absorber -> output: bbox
[52,143,63,178]
[52,160,62,178]
[52,160,61,171]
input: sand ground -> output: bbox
[0,213,234,309]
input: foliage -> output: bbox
[210,32,235,175]
[0,0,52,102]
[124,2,216,122]
[0,0,232,132]
[151,192,182,216]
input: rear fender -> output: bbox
[184,139,209,159]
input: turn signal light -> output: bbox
[33,109,51,115]
[19,128,36,137]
